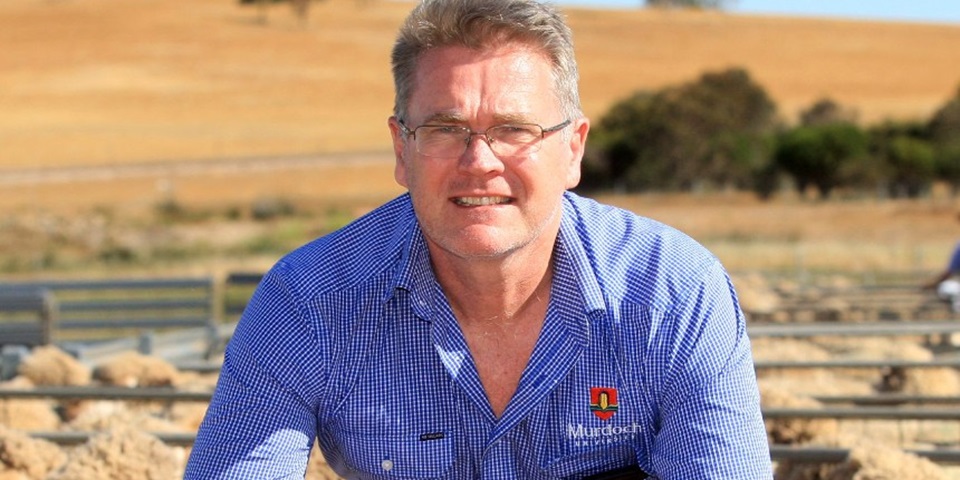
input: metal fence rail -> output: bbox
[744,280,956,322]
[813,394,960,406]
[763,406,960,420]
[0,288,57,347]
[748,320,960,338]
[0,385,212,402]
[769,445,960,464]
[0,277,214,334]
[756,357,960,369]
[28,431,198,447]
[62,322,236,365]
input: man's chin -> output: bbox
[437,232,523,260]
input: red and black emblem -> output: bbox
[590,387,619,421]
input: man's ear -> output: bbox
[565,117,590,189]
[388,116,409,188]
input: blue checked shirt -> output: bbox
[185,192,772,479]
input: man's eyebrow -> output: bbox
[422,112,467,124]
[492,113,536,124]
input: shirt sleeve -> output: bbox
[649,260,772,479]
[948,243,960,273]
[184,263,329,479]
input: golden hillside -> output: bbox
[2,0,960,170]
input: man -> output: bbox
[923,213,960,312]
[184,0,772,478]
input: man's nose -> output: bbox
[459,133,505,174]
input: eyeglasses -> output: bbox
[397,119,571,158]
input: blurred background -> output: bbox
[3,0,960,478]
[2,0,960,280]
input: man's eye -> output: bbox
[494,125,539,140]
[431,126,465,135]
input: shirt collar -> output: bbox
[386,199,437,319]
[557,192,608,316]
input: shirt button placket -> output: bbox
[480,439,511,478]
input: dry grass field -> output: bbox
[2,0,960,277]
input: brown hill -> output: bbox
[2,0,960,170]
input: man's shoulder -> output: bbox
[562,192,712,263]
[274,194,415,293]
[562,192,721,306]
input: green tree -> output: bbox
[928,84,960,195]
[867,121,937,198]
[886,136,937,197]
[936,144,960,195]
[799,97,858,127]
[581,67,779,193]
[774,123,868,199]
[929,85,960,146]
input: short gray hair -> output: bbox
[391,0,583,122]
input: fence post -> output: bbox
[39,289,58,345]
[138,331,156,356]
[1,345,30,381]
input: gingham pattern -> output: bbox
[185,192,772,479]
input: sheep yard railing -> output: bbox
[0,288,57,365]
[743,281,958,323]
[7,384,960,464]
[5,273,960,468]
[0,277,215,341]
[0,275,258,374]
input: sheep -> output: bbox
[16,346,90,387]
[0,425,65,479]
[92,351,182,388]
[760,384,838,445]
[48,427,185,480]
[774,441,948,479]
[0,378,59,432]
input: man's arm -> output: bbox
[649,262,772,479]
[184,265,327,479]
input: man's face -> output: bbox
[389,43,589,261]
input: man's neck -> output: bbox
[430,244,555,329]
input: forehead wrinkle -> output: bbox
[421,111,538,127]
[409,44,552,128]
[421,112,468,125]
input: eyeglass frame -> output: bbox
[396,118,572,158]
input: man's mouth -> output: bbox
[453,196,512,206]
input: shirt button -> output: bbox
[381,459,394,471]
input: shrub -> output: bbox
[935,143,960,194]
[868,120,938,198]
[884,136,937,197]
[251,196,296,221]
[799,97,858,127]
[774,123,868,199]
[581,67,779,193]
[928,84,960,146]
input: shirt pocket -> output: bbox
[541,443,638,479]
[339,433,455,479]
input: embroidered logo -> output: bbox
[590,387,619,421]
